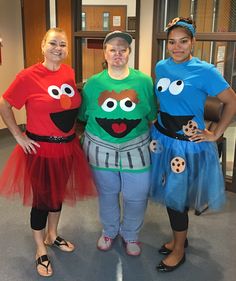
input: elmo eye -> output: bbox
[169,80,184,95]
[101,98,117,112]
[61,84,75,97]
[120,98,136,112]
[156,78,170,92]
[48,85,61,99]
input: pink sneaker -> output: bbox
[125,241,141,256]
[97,235,113,251]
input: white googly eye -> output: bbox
[101,98,118,112]
[156,78,171,92]
[169,80,184,95]
[48,85,61,99]
[61,84,75,97]
[120,98,136,112]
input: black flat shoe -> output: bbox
[158,239,188,255]
[156,254,186,272]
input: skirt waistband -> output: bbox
[26,131,76,143]
[154,121,190,141]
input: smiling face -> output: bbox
[41,30,68,67]
[167,27,195,63]
[104,38,130,69]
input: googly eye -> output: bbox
[169,80,184,95]
[156,78,171,92]
[120,98,136,112]
[61,84,75,97]
[48,85,61,99]
[101,98,118,112]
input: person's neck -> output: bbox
[108,66,130,80]
[42,61,61,71]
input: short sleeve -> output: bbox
[202,65,230,96]
[3,72,29,109]
[77,82,89,122]
[146,76,158,121]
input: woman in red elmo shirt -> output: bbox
[0,28,95,277]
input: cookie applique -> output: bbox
[182,120,198,136]
[149,140,163,153]
[171,157,186,173]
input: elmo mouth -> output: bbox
[50,108,79,133]
[96,117,141,138]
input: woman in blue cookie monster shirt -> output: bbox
[150,17,236,272]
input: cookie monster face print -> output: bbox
[95,89,141,138]
[48,83,79,132]
[156,76,197,135]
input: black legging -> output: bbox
[30,205,62,230]
[167,207,189,232]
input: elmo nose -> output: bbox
[60,94,71,109]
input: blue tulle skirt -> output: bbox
[150,125,225,212]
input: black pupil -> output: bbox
[52,89,59,95]
[65,87,72,94]
[125,100,132,107]
[107,101,114,108]
[177,80,182,85]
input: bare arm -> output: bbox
[0,97,40,153]
[190,87,236,142]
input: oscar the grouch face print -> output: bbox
[95,89,141,138]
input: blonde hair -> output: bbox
[41,27,67,47]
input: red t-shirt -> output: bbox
[3,63,81,136]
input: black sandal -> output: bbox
[50,236,75,252]
[36,254,53,277]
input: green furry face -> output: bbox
[95,89,141,138]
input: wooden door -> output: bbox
[57,0,72,66]
[22,0,73,67]
[21,0,47,67]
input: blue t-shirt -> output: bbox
[155,57,229,133]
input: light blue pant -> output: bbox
[92,169,151,242]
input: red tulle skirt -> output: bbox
[0,138,96,210]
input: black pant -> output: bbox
[167,207,189,232]
[30,205,62,230]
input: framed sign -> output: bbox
[127,17,136,31]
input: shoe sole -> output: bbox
[97,245,112,251]
[126,250,141,256]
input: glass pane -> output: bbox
[103,12,110,31]
[82,12,86,31]
[166,0,236,32]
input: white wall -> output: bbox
[0,0,25,128]
[139,0,154,76]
